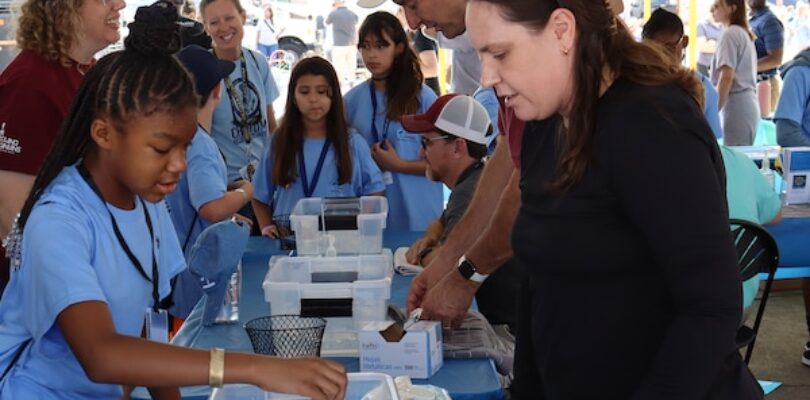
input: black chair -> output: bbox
[730,218,780,364]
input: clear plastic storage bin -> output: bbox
[209,372,400,400]
[289,197,388,255]
[262,251,393,356]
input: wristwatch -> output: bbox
[457,255,489,283]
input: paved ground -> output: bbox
[747,290,810,398]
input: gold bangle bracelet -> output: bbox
[209,347,225,388]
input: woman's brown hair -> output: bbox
[723,0,755,40]
[271,57,352,187]
[473,0,704,192]
[358,11,423,120]
[16,0,83,65]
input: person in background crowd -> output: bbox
[173,0,214,49]
[642,8,723,139]
[0,0,125,291]
[165,45,255,319]
[403,94,518,330]
[417,0,764,398]
[748,0,784,116]
[414,29,441,95]
[696,7,724,77]
[775,47,810,147]
[252,57,384,234]
[316,14,327,45]
[257,5,279,57]
[326,0,359,87]
[711,0,759,146]
[0,4,347,399]
[182,0,198,20]
[395,8,440,95]
[200,0,280,234]
[344,11,441,231]
[772,46,810,367]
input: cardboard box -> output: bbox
[359,320,443,379]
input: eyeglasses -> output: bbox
[420,135,450,149]
[662,35,686,51]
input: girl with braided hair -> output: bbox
[0,3,346,399]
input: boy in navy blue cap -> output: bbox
[166,45,255,319]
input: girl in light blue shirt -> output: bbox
[344,11,442,231]
[0,5,346,399]
[252,57,385,237]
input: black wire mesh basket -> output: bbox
[244,315,326,357]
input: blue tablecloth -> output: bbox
[156,232,505,400]
[766,215,810,279]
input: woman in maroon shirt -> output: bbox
[0,0,125,288]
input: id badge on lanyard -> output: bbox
[145,308,169,343]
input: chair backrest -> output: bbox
[729,218,780,281]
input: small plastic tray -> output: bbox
[290,197,388,255]
[262,251,393,356]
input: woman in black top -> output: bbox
[459,0,764,398]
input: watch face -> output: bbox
[458,260,475,279]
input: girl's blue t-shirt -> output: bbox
[253,132,386,218]
[343,83,443,231]
[0,165,185,399]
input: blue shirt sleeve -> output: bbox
[20,204,103,339]
[760,15,784,52]
[700,75,724,139]
[252,49,280,104]
[349,132,385,194]
[253,136,276,205]
[186,140,227,212]
[418,84,438,112]
[697,23,707,38]
[473,87,500,138]
[774,67,810,126]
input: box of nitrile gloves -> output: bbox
[359,320,443,379]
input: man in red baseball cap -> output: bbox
[401,94,519,330]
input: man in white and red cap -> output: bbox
[402,94,519,331]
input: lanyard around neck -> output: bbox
[368,81,391,144]
[298,139,331,198]
[77,164,160,312]
[224,52,253,144]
